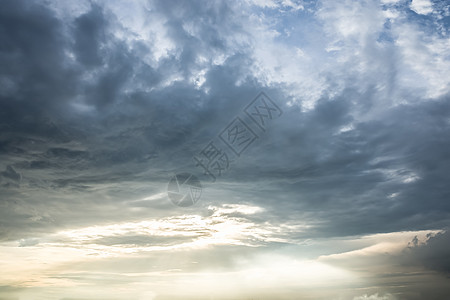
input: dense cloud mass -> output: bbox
[0,0,449,299]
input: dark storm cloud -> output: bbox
[1,165,21,183]
[73,4,107,67]
[405,230,450,275]
[0,0,76,119]
[0,0,263,241]
[0,1,449,299]
[0,0,449,252]
[211,89,450,237]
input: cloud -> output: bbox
[18,238,39,247]
[0,0,450,299]
[353,293,397,300]
[410,0,434,15]
[0,0,447,252]
[1,165,21,184]
[404,230,450,274]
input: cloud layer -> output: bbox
[0,0,449,299]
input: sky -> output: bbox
[0,0,449,299]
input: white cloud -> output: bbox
[246,0,304,10]
[380,0,403,3]
[353,293,397,300]
[410,0,434,15]
[318,230,442,261]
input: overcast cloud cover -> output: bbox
[0,0,449,299]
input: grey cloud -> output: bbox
[0,0,449,298]
[18,237,39,247]
[1,165,21,183]
[73,4,107,67]
[0,0,76,118]
[205,89,450,237]
[91,234,195,247]
[404,230,450,275]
